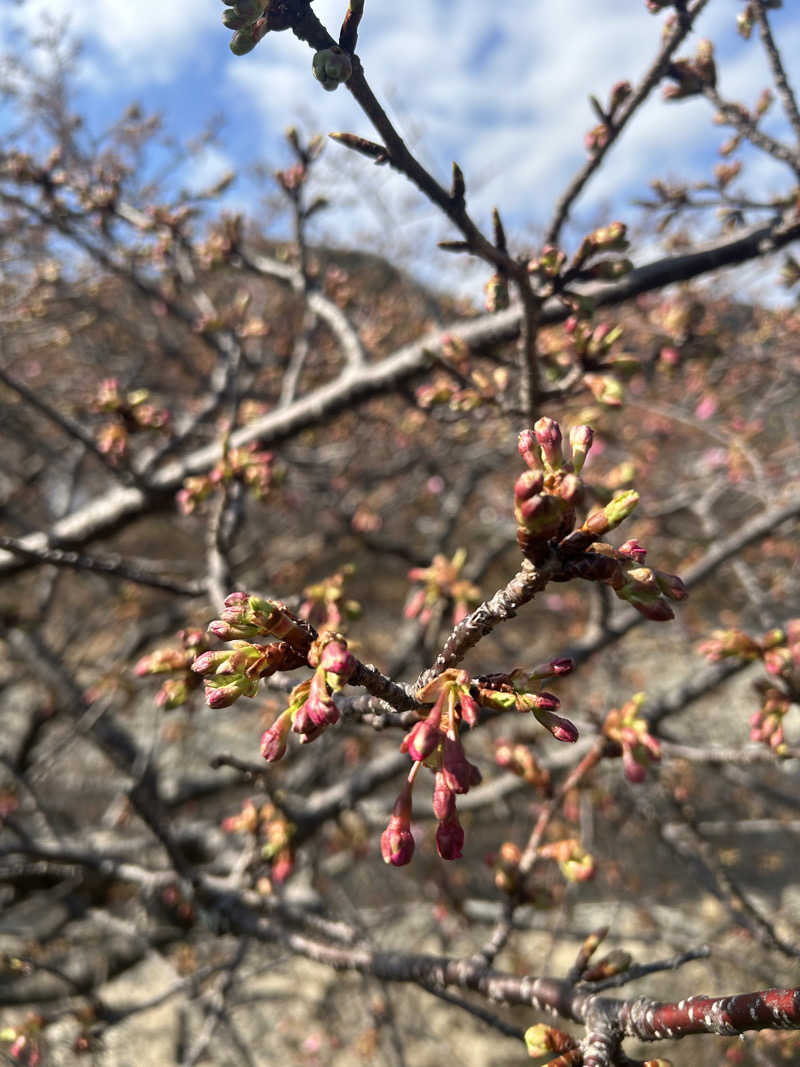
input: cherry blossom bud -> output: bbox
[260,712,292,762]
[533,706,579,743]
[381,783,415,866]
[459,690,480,728]
[432,772,457,821]
[402,701,443,762]
[441,735,482,794]
[534,416,564,471]
[569,424,593,474]
[436,811,465,860]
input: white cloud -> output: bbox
[2,0,798,299]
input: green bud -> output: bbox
[222,8,251,30]
[312,47,353,92]
[230,29,258,54]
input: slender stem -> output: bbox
[754,0,800,145]
[545,0,711,245]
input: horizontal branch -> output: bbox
[1,218,798,579]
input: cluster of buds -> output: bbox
[494,738,551,794]
[569,927,633,985]
[382,669,484,865]
[715,90,771,157]
[91,378,169,461]
[0,1011,44,1066]
[515,417,687,621]
[223,0,294,56]
[177,442,278,514]
[275,127,327,219]
[135,629,209,709]
[415,367,508,412]
[260,631,357,756]
[603,692,661,782]
[478,657,578,743]
[298,563,361,631]
[565,315,626,361]
[700,621,799,753]
[312,47,353,92]
[524,1023,579,1062]
[405,548,481,627]
[221,797,295,883]
[663,39,717,101]
[195,213,243,269]
[491,842,554,906]
[750,684,791,754]
[538,838,596,883]
[584,81,632,155]
[193,593,312,709]
[567,220,632,281]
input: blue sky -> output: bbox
[3,0,800,299]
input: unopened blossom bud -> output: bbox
[764,647,791,676]
[569,424,593,473]
[302,671,340,728]
[204,675,258,708]
[381,783,415,866]
[312,46,353,91]
[459,690,481,728]
[653,568,687,601]
[136,647,191,675]
[156,678,190,709]
[582,949,634,982]
[233,0,262,20]
[319,640,356,687]
[494,739,551,792]
[524,1023,578,1058]
[557,473,581,504]
[260,711,292,762]
[432,771,457,821]
[222,8,251,30]
[591,221,628,252]
[441,735,482,794]
[583,490,639,536]
[518,690,561,713]
[436,811,465,860]
[529,657,574,680]
[191,648,236,675]
[585,122,610,154]
[517,491,572,540]
[623,747,647,783]
[514,468,544,505]
[533,705,579,743]
[517,429,541,470]
[619,539,646,563]
[608,80,632,114]
[402,700,444,762]
[534,416,564,472]
[230,26,259,54]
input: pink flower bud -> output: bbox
[618,539,647,563]
[432,772,456,821]
[436,812,465,860]
[402,716,441,762]
[534,416,564,471]
[381,784,415,867]
[320,640,356,683]
[517,429,541,470]
[261,713,292,762]
[533,706,579,743]
[459,690,480,728]
[441,735,482,794]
